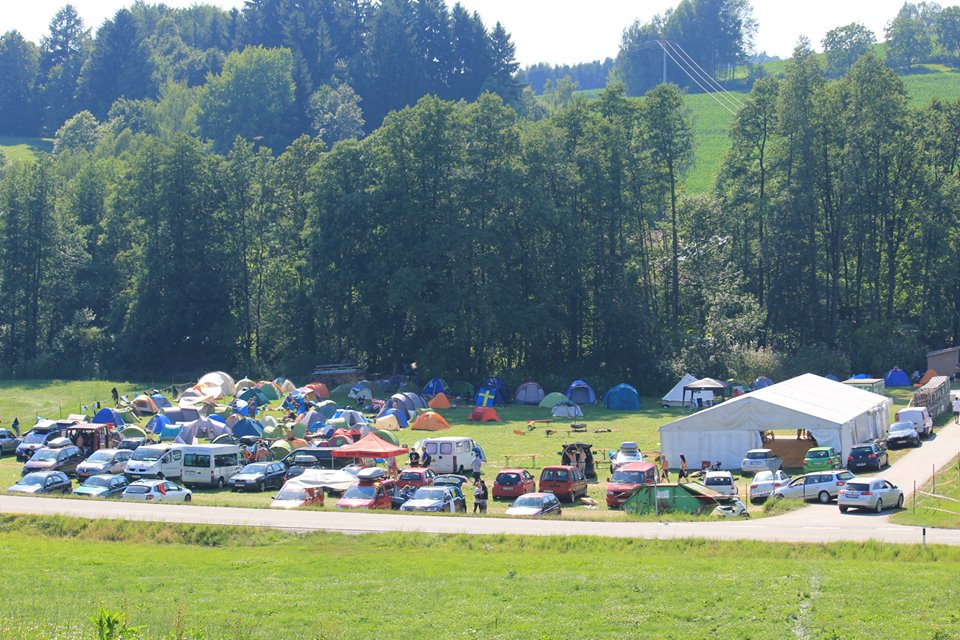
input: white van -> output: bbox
[124,444,184,481]
[421,437,480,475]
[180,444,243,488]
[896,407,934,437]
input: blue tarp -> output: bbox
[92,408,125,426]
[852,373,869,379]
[603,384,641,410]
[147,414,173,435]
[565,380,597,405]
[753,376,774,389]
[884,368,911,387]
[423,377,449,396]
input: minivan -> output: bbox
[421,437,481,475]
[180,444,243,488]
[539,465,588,502]
[124,444,184,481]
[895,407,934,438]
[15,424,65,461]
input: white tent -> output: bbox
[661,373,714,407]
[659,374,891,469]
[551,402,583,418]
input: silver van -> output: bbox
[180,444,242,488]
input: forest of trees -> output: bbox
[1,41,958,387]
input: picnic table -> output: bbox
[503,453,543,468]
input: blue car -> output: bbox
[73,473,129,498]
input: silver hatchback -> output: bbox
[771,470,856,504]
[741,448,783,474]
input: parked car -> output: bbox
[229,462,287,492]
[396,467,436,489]
[21,445,84,477]
[420,437,481,475]
[336,479,396,510]
[610,441,645,473]
[0,428,21,455]
[8,470,71,494]
[492,468,537,500]
[838,478,904,513]
[73,473,129,498]
[118,437,148,452]
[887,420,921,448]
[15,424,64,461]
[803,447,842,472]
[847,443,888,471]
[741,449,783,474]
[703,471,738,496]
[281,447,359,479]
[124,444,184,481]
[180,444,242,488]
[76,448,133,481]
[399,485,466,512]
[505,492,563,517]
[895,407,933,438]
[606,462,659,508]
[270,481,324,509]
[771,470,856,503]
[748,470,791,502]
[121,479,192,502]
[432,474,470,488]
[539,465,588,503]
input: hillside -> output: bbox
[0,136,53,162]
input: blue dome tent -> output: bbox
[92,408,126,426]
[231,418,264,438]
[884,367,911,387]
[603,384,641,410]
[422,377,449,396]
[565,380,597,405]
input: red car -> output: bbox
[539,465,588,503]
[336,479,396,510]
[605,462,659,508]
[492,468,536,500]
[396,467,436,489]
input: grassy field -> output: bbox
[0,379,915,520]
[0,515,958,639]
[0,136,53,162]
[893,452,960,529]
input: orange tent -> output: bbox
[428,392,452,409]
[411,411,450,431]
[469,406,500,422]
[306,382,330,400]
[918,369,938,385]
[332,433,408,458]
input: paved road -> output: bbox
[1,423,958,546]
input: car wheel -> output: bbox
[839,506,848,513]
[216,477,224,489]
[897,494,904,509]
[184,494,192,502]
[156,473,164,480]
[875,498,883,513]
[257,481,265,492]
[818,491,830,504]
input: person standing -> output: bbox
[660,454,670,482]
[421,448,432,468]
[111,387,119,404]
[677,454,688,481]
[471,452,483,483]
[474,480,488,514]
[11,417,19,436]
[953,395,960,424]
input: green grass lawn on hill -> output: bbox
[0,136,53,162]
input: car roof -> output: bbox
[705,470,732,477]
[543,464,577,470]
[617,462,657,471]
[807,446,832,451]
[22,470,64,479]
[399,467,427,473]
[520,492,553,499]
[497,468,530,474]
[746,448,773,454]
[619,441,639,449]
[890,421,915,428]
[129,479,171,487]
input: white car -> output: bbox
[610,442,645,473]
[741,449,782,474]
[838,478,904,513]
[772,470,856,504]
[748,470,791,502]
[703,471,738,496]
[121,479,192,502]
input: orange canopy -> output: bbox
[918,369,938,385]
[428,392,452,409]
[332,433,409,458]
[411,411,450,431]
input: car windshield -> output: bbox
[412,487,445,500]
[132,449,162,462]
[241,464,268,474]
[891,423,913,432]
[846,482,871,491]
[746,451,770,459]
[838,471,855,481]
[23,432,49,444]
[611,470,646,484]
[275,488,306,501]
[754,471,774,482]
[706,477,732,486]
[18,475,46,486]
[86,451,114,463]
[398,472,422,482]
[124,485,151,494]
[851,446,872,455]
[497,473,521,485]
[83,476,112,488]
[512,496,543,508]
[807,450,829,458]
[31,450,59,462]
[343,485,376,499]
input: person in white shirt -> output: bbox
[471,453,483,483]
[953,396,960,424]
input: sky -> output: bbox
[4,0,912,67]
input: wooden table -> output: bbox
[503,453,543,468]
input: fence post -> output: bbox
[933,465,936,496]
[913,481,916,514]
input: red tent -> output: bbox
[306,382,330,400]
[332,433,409,458]
[469,406,500,422]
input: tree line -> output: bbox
[1,44,958,388]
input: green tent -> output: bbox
[270,440,292,460]
[291,423,307,439]
[121,426,147,439]
[316,400,338,419]
[257,382,283,401]
[449,380,475,397]
[539,392,568,408]
[115,407,139,424]
[373,429,400,445]
[262,424,289,440]
[238,387,270,406]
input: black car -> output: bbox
[847,443,888,471]
[8,470,72,495]
[21,445,85,477]
[118,437,148,451]
[229,462,287,492]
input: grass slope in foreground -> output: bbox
[893,453,960,529]
[0,516,958,640]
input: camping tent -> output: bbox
[147,414,173,435]
[332,409,367,428]
[315,400,339,419]
[661,373,714,407]
[753,376,774,389]
[374,414,404,431]
[150,394,173,409]
[235,377,255,391]
[469,406,500,422]
[449,380,475,398]
[256,381,284,401]
[411,411,450,431]
[231,418,264,438]
[603,384,641,410]
[884,367,911,387]
[565,380,597,405]
[373,429,400,445]
[198,372,233,398]
[163,407,201,423]
[379,393,427,419]
[539,392,568,408]
[275,378,297,393]
[332,433,408,458]
[682,378,727,407]
[428,393,452,409]
[423,378,450,396]
[348,382,373,402]
[238,387,270,407]
[121,426,147,439]
[270,440,293,460]
[551,401,583,418]
[475,377,508,406]
[514,381,545,405]
[159,424,182,442]
[297,410,325,430]
[92,408,126,427]
[659,373,892,469]
[305,382,330,400]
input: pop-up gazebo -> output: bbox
[332,433,408,459]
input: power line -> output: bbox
[656,41,738,115]
[665,40,744,110]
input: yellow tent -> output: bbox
[411,411,450,431]
[375,414,403,431]
[428,392,452,409]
